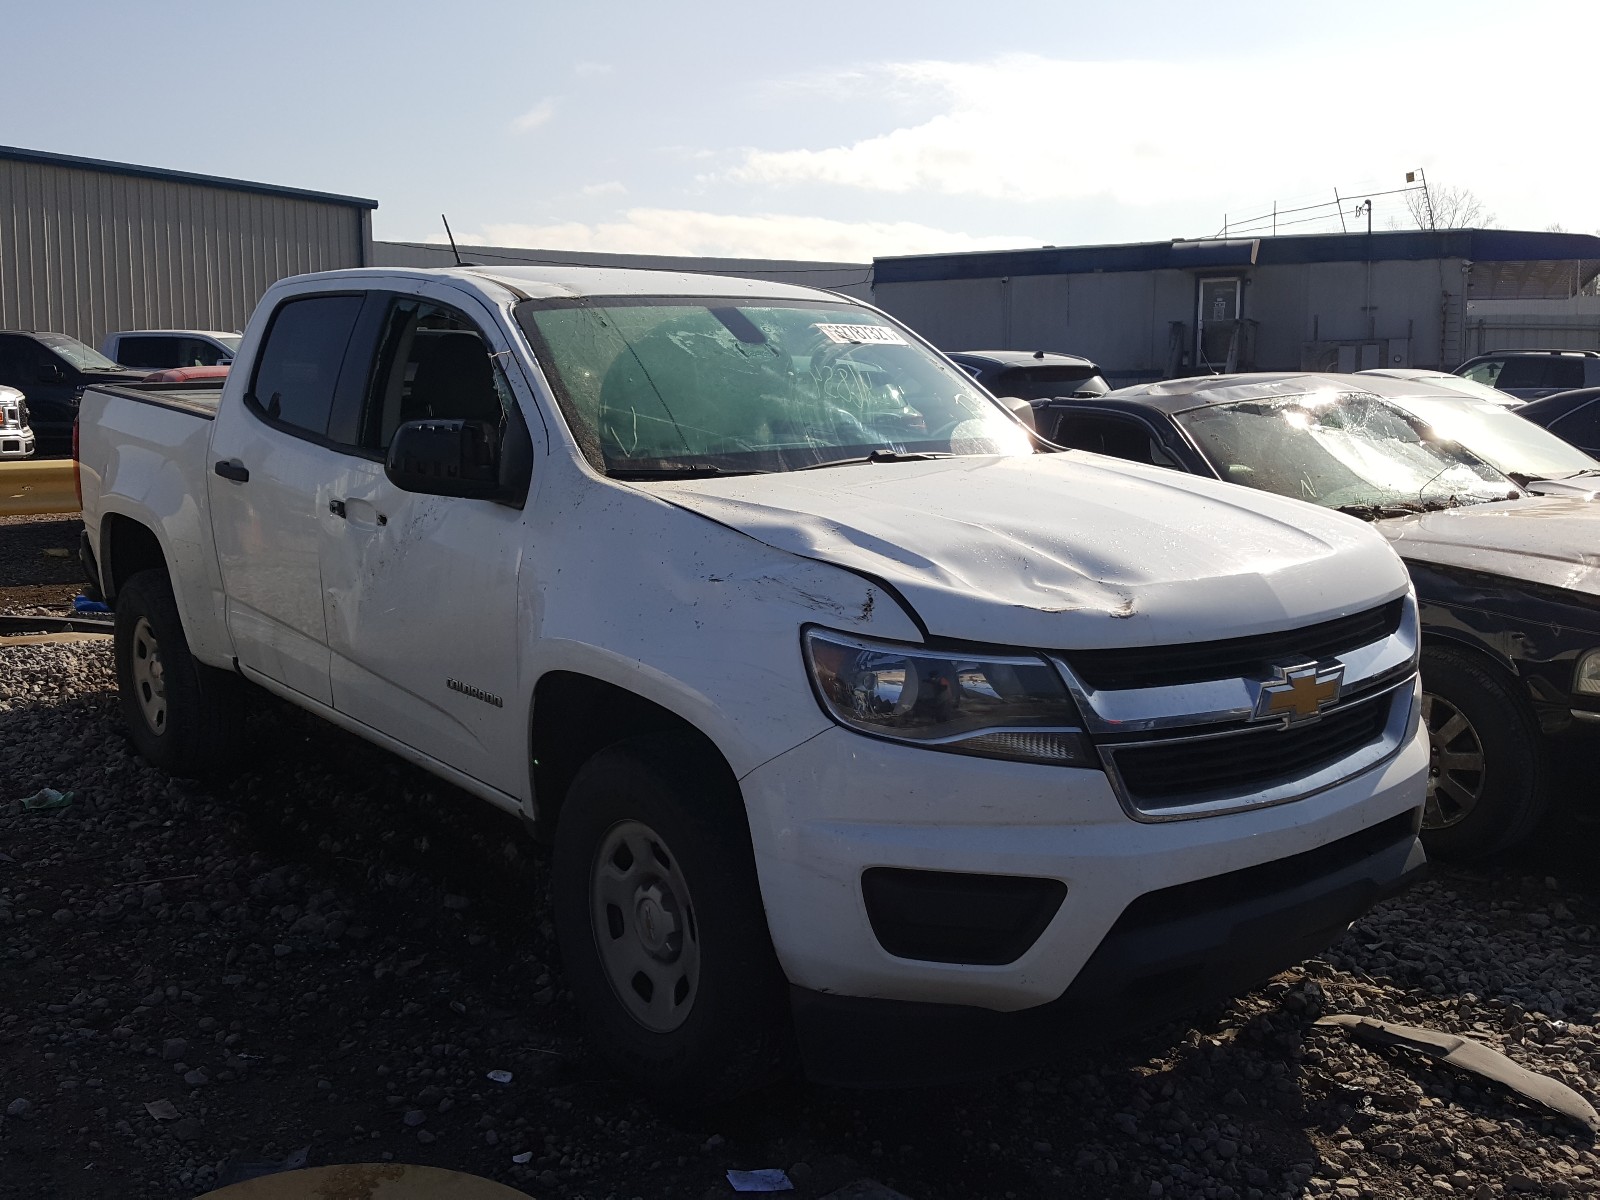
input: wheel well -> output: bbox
[529,672,734,839]
[101,516,167,604]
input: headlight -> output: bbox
[803,629,1094,766]
[1575,650,1600,696]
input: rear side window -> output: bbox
[248,296,365,438]
[115,336,178,369]
[1495,357,1586,391]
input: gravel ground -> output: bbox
[2,639,1599,1199]
[0,514,84,615]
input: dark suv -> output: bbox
[1454,349,1600,400]
[0,332,140,454]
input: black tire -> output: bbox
[114,569,245,779]
[1418,645,1548,862]
[551,733,791,1103]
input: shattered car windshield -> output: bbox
[515,297,1033,475]
[1175,390,1521,513]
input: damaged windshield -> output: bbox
[1175,390,1521,515]
[515,297,1033,476]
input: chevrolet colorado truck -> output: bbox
[76,265,1428,1098]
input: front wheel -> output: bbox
[114,569,244,778]
[1418,646,1547,861]
[551,734,790,1103]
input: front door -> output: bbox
[207,292,371,706]
[1197,278,1242,371]
[318,286,529,795]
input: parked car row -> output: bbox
[981,358,1600,864]
[0,328,236,456]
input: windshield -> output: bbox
[35,332,125,372]
[1175,390,1521,513]
[217,335,242,353]
[1391,395,1600,482]
[515,297,1033,475]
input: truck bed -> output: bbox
[88,381,224,420]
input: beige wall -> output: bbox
[0,157,371,347]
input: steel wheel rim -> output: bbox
[590,819,700,1033]
[130,616,168,737]
[1421,690,1486,829]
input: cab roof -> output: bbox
[293,264,848,305]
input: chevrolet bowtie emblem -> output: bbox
[1252,662,1344,723]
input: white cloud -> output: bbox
[511,98,558,133]
[476,208,1034,261]
[577,180,628,198]
[727,47,1600,230]
[573,61,613,77]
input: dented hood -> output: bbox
[650,454,1410,649]
[1378,495,1600,595]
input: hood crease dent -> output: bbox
[647,454,1411,649]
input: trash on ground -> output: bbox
[728,1168,795,1193]
[1316,1014,1600,1134]
[42,548,71,558]
[19,787,73,811]
[72,594,111,613]
[511,1151,532,1164]
[486,1070,513,1084]
[144,1099,179,1121]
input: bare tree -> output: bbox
[1405,184,1495,229]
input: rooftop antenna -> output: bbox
[441,214,472,266]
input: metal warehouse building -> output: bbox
[0,145,375,349]
[374,240,873,300]
[872,229,1600,384]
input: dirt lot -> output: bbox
[3,513,1599,1199]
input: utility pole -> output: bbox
[1334,188,1348,233]
[1356,199,1372,236]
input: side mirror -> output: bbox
[998,395,1036,431]
[39,363,64,385]
[385,419,504,499]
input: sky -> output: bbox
[6,1,1598,263]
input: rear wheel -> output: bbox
[552,734,790,1102]
[1418,646,1547,861]
[114,569,244,778]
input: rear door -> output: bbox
[206,292,374,705]
[316,282,530,794]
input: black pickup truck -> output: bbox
[0,331,142,454]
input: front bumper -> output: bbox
[0,427,34,458]
[739,716,1428,1079]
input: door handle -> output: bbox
[329,499,346,519]
[213,459,250,483]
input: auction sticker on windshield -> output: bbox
[814,323,909,346]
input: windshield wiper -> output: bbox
[796,449,953,471]
[605,464,766,480]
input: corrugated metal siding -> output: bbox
[0,158,368,347]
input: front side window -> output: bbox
[1053,413,1178,467]
[1552,399,1600,448]
[248,295,365,438]
[1459,359,1504,387]
[178,338,232,367]
[516,297,1031,475]
[361,299,510,452]
[1176,390,1519,513]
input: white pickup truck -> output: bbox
[76,265,1427,1098]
